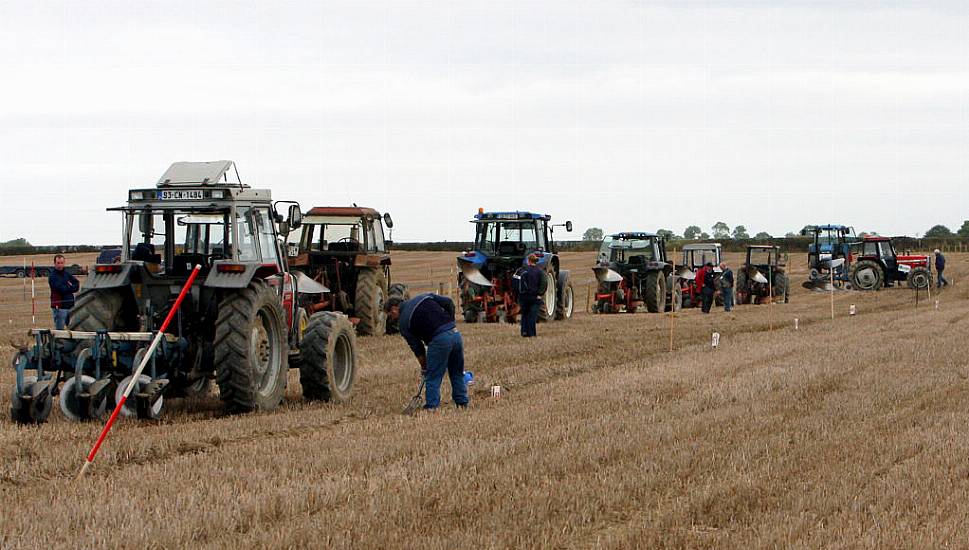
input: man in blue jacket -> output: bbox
[516,253,547,337]
[385,293,469,410]
[934,249,949,288]
[48,254,80,329]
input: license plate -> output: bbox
[157,189,204,200]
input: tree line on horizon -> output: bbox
[581,221,969,242]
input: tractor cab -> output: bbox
[681,243,722,271]
[737,245,789,304]
[598,233,667,267]
[746,245,783,270]
[803,224,857,288]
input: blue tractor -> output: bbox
[802,224,858,290]
[457,210,574,323]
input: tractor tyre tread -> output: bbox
[214,280,289,414]
[643,270,666,313]
[299,311,357,402]
[850,259,884,291]
[354,268,387,336]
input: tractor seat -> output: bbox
[498,242,526,256]
[328,241,360,253]
[171,253,207,276]
[628,255,648,265]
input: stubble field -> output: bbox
[1,250,968,548]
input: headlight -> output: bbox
[209,190,224,199]
[129,191,144,200]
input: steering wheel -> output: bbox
[337,237,360,246]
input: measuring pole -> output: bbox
[829,268,835,320]
[768,265,773,332]
[30,262,35,326]
[22,257,26,301]
[77,265,201,479]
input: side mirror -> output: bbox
[288,204,302,229]
[565,221,573,232]
[138,212,153,236]
[383,212,394,229]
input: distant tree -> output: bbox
[799,225,813,235]
[958,220,969,238]
[656,229,676,240]
[699,232,710,240]
[582,227,604,242]
[924,225,953,238]
[712,221,730,239]
[784,232,797,238]
[732,225,750,240]
[754,231,772,239]
[684,225,702,240]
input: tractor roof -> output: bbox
[305,206,381,218]
[682,243,721,251]
[748,244,780,250]
[157,160,241,187]
[815,224,851,231]
[473,211,550,222]
[608,232,657,239]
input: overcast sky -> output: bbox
[1,0,968,244]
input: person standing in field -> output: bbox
[385,293,469,410]
[719,261,734,312]
[700,262,716,314]
[48,254,80,330]
[516,253,546,337]
[934,249,949,288]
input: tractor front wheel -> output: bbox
[850,260,884,291]
[386,282,410,334]
[774,273,789,303]
[299,311,357,402]
[555,276,574,320]
[643,271,666,313]
[666,275,682,312]
[215,280,289,414]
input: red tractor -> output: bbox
[849,236,931,291]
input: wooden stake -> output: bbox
[586,282,592,313]
[668,303,675,352]
[768,265,773,332]
[829,268,835,320]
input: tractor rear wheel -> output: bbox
[386,282,410,334]
[907,267,931,290]
[555,276,574,320]
[774,273,789,303]
[850,260,884,291]
[538,271,556,321]
[735,270,749,304]
[215,280,289,413]
[354,268,387,336]
[643,271,666,313]
[299,311,357,402]
[666,275,682,312]
[69,290,125,332]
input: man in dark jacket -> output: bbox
[701,262,716,314]
[385,293,468,410]
[935,249,949,288]
[719,262,734,312]
[48,254,80,329]
[516,253,547,337]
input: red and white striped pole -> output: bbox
[77,265,201,479]
[30,261,35,326]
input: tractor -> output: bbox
[677,243,722,308]
[286,206,409,336]
[9,160,358,424]
[591,232,681,313]
[848,236,931,291]
[736,245,789,304]
[457,210,574,323]
[802,224,857,290]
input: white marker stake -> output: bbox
[849,304,856,316]
[490,385,502,399]
[794,318,799,330]
[77,265,201,479]
[711,332,720,349]
[935,300,939,310]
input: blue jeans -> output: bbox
[938,269,948,287]
[722,288,734,311]
[52,308,69,330]
[424,330,468,409]
[519,297,540,337]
